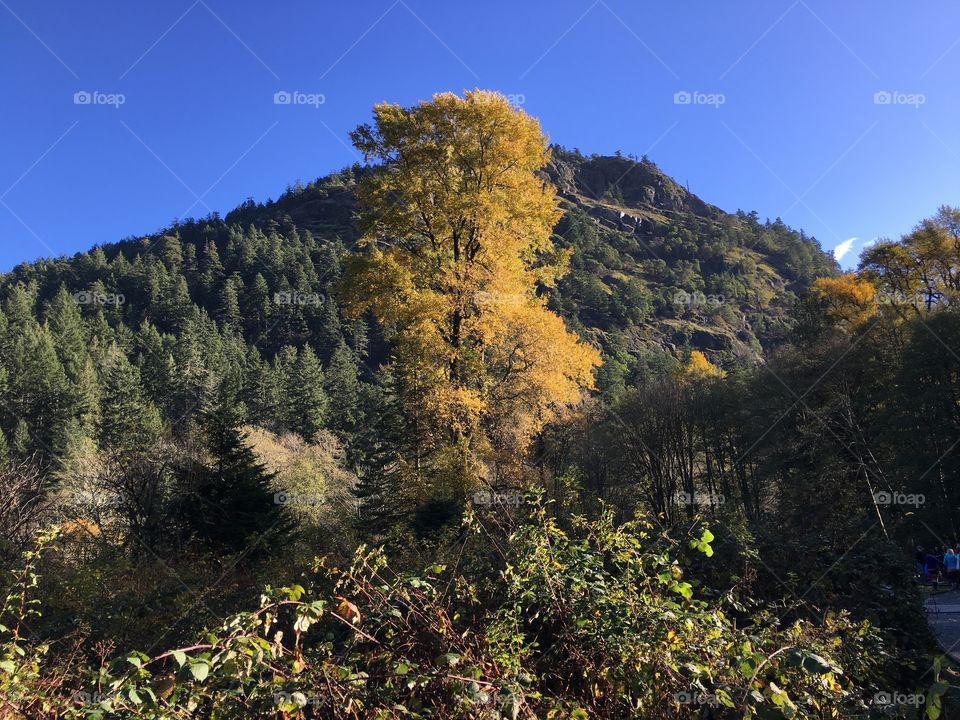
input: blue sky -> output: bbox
[1,0,958,271]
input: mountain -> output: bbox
[0,148,837,393]
[222,148,836,368]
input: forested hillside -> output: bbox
[1,91,957,719]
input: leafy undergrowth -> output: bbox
[0,503,944,719]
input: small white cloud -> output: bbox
[833,237,858,262]
[864,237,879,247]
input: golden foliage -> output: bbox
[679,351,726,380]
[340,91,601,479]
[810,273,877,328]
[860,206,960,311]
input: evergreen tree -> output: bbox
[181,394,292,554]
[98,345,163,457]
[7,324,72,459]
[45,286,89,381]
[315,299,342,362]
[135,321,177,415]
[324,341,360,433]
[217,275,243,332]
[282,345,328,440]
[242,272,272,338]
[350,369,410,537]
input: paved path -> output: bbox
[925,590,960,662]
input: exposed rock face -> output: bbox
[220,149,836,366]
[544,154,718,218]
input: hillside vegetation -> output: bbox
[1,91,956,719]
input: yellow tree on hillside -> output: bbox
[810,273,878,328]
[680,350,726,381]
[340,91,600,489]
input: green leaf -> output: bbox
[172,650,187,667]
[801,653,833,675]
[188,662,209,682]
[435,653,461,668]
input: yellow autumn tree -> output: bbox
[810,273,878,328]
[860,206,960,311]
[340,90,600,488]
[679,350,726,380]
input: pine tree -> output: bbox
[282,346,328,440]
[7,323,72,459]
[315,299,342,362]
[181,394,292,554]
[218,275,243,332]
[243,272,272,338]
[324,341,360,433]
[350,369,411,538]
[135,321,176,414]
[45,286,89,381]
[243,347,279,428]
[98,345,163,457]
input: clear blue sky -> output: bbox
[2,0,958,271]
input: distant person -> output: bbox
[926,551,941,583]
[945,547,959,588]
[916,546,926,577]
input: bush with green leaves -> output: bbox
[0,502,945,719]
